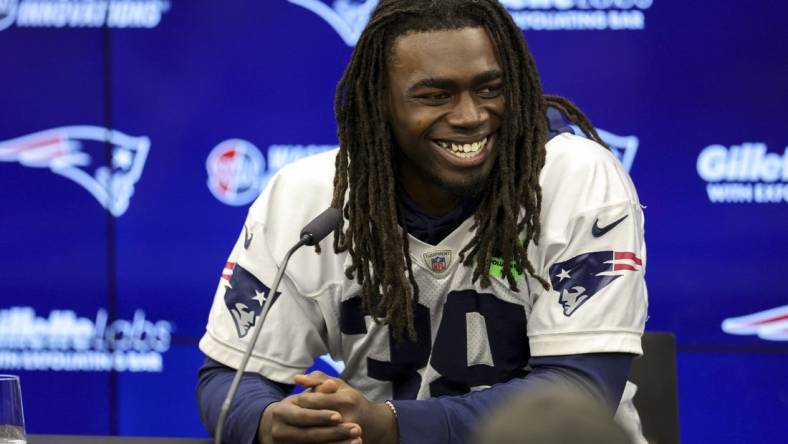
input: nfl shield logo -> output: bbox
[423,250,452,274]
[432,256,446,272]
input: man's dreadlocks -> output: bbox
[330,0,606,341]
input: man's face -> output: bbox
[230,302,256,337]
[558,286,590,317]
[386,27,505,213]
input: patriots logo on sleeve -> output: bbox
[222,263,281,338]
[549,251,642,316]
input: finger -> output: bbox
[325,439,362,444]
[276,401,343,427]
[296,392,350,411]
[302,439,361,444]
[271,422,362,443]
[296,375,346,397]
[316,379,341,393]
[307,370,329,378]
[294,371,330,388]
[302,378,340,395]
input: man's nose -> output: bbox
[446,92,487,129]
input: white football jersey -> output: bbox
[199,133,647,406]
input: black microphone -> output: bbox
[300,207,342,246]
[214,207,342,444]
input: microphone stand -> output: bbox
[213,234,309,444]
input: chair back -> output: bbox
[629,331,681,444]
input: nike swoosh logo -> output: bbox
[243,225,253,249]
[592,215,629,237]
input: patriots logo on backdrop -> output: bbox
[722,305,788,342]
[0,0,17,31]
[222,262,281,338]
[570,125,639,173]
[0,125,150,216]
[549,251,642,316]
[288,0,378,46]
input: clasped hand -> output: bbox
[258,371,398,444]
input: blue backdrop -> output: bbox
[1,1,786,442]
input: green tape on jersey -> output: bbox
[489,256,524,280]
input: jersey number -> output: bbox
[340,290,529,399]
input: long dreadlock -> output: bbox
[330,0,606,341]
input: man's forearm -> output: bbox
[391,353,633,444]
[196,356,292,444]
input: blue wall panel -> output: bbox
[1,1,786,442]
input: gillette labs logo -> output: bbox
[697,143,788,204]
[0,0,170,31]
[0,306,173,372]
[288,0,654,46]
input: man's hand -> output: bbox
[258,390,363,444]
[293,371,399,444]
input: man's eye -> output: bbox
[478,84,503,98]
[418,92,451,104]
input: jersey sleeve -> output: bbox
[196,356,291,444]
[526,134,648,357]
[198,171,334,385]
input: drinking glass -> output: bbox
[0,375,25,444]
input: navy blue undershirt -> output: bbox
[196,108,634,444]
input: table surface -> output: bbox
[28,435,212,444]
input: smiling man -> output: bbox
[197,1,647,444]
[387,27,504,215]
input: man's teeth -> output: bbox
[436,137,488,158]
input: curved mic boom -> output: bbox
[214,207,342,444]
